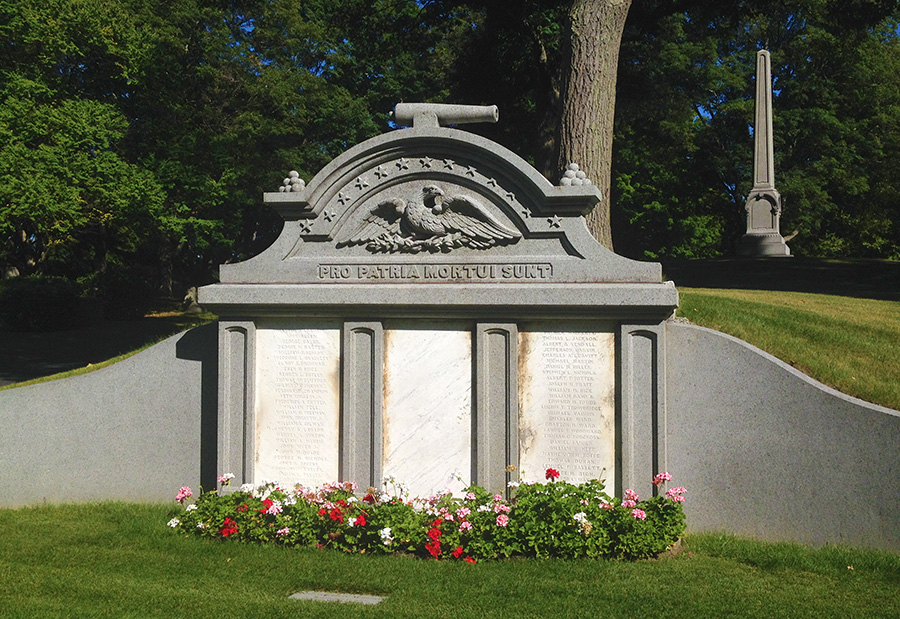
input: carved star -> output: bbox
[419,156,433,169]
[374,165,389,179]
[442,159,455,170]
[548,215,561,229]
[337,192,350,205]
[506,191,516,202]
[323,210,336,223]
[486,178,498,187]
[521,209,530,219]
[299,221,313,234]
[465,166,477,177]
[354,176,370,190]
[396,158,410,170]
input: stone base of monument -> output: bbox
[736,232,791,257]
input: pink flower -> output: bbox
[665,486,687,502]
[493,503,511,514]
[456,507,471,519]
[175,486,192,503]
[465,492,476,501]
[493,493,504,502]
[600,501,614,510]
[276,527,290,537]
[496,514,509,527]
[624,488,639,502]
[631,508,647,520]
[459,521,473,533]
[652,471,673,486]
[266,502,283,515]
[622,499,636,508]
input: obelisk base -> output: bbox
[737,232,791,257]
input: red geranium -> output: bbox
[452,546,464,558]
[545,468,560,481]
[259,498,274,513]
[425,539,441,558]
[220,518,238,537]
[464,556,477,564]
[237,503,249,513]
[356,512,367,527]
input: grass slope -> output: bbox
[678,288,900,410]
[0,503,897,618]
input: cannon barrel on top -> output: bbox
[392,103,499,128]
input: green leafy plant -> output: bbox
[169,469,686,562]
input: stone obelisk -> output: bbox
[737,49,791,257]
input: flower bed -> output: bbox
[168,470,685,561]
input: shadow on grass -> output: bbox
[661,257,900,302]
[0,312,214,387]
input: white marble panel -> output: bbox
[254,322,341,487]
[382,325,472,497]
[518,323,615,489]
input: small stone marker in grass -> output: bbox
[289,591,385,605]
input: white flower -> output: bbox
[240,483,254,493]
[379,526,393,545]
[348,517,357,527]
[167,518,180,528]
[508,480,520,488]
[283,495,297,506]
[573,512,588,524]
[477,504,491,513]
[185,504,198,512]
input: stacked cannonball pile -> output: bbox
[278,170,305,192]
[559,163,592,186]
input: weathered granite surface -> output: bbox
[199,103,676,498]
[667,322,900,550]
[0,325,217,506]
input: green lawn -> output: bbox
[0,503,897,618]
[678,288,900,410]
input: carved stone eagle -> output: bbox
[337,185,521,253]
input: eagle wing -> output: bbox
[439,195,521,246]
[336,198,404,247]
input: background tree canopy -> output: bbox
[1,0,898,312]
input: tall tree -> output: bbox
[557,0,632,248]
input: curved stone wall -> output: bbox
[666,321,900,550]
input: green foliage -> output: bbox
[3,0,899,299]
[171,473,686,562]
[613,1,900,260]
[0,275,82,331]
[0,0,465,301]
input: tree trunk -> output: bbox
[557,0,632,250]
